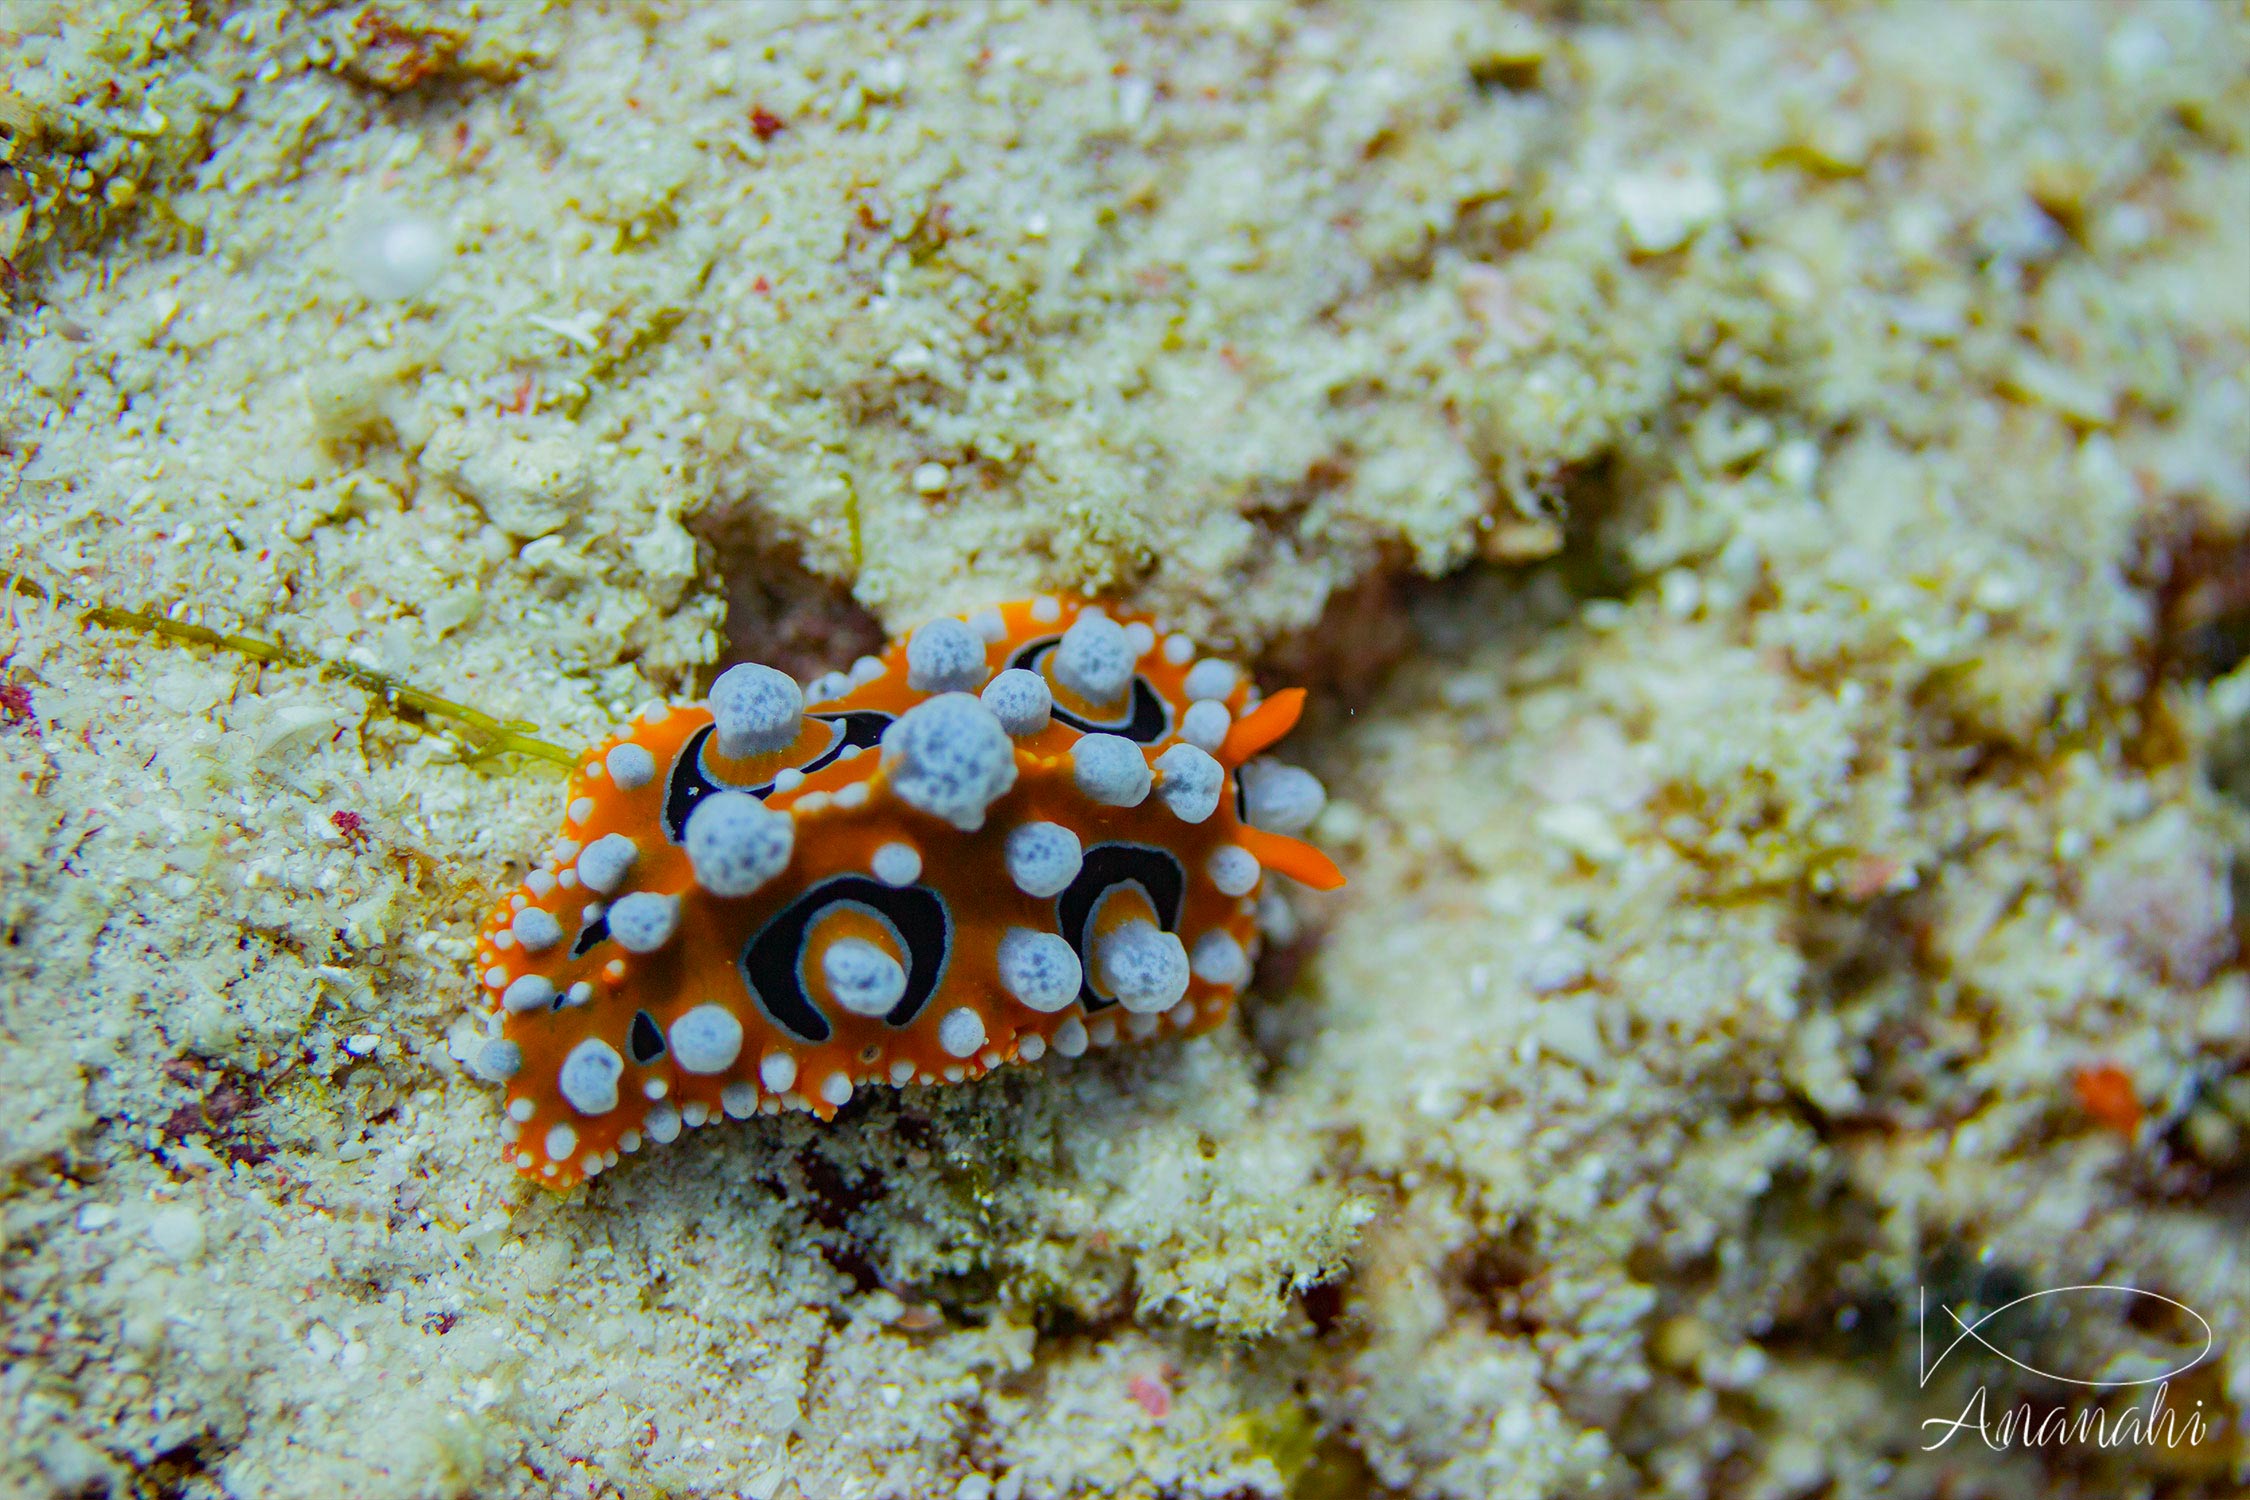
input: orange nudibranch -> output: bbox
[468,598,1342,1188]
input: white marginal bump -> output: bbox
[472,1038,522,1082]
[576,832,637,894]
[938,1006,987,1059]
[605,741,656,790]
[511,907,562,952]
[760,1051,798,1094]
[503,974,556,1014]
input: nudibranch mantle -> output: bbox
[472,598,1343,1189]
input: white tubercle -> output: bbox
[906,617,992,693]
[1241,759,1327,834]
[472,1038,522,1082]
[1207,844,1260,897]
[824,938,908,1017]
[512,907,562,952]
[871,841,922,886]
[980,668,1052,736]
[605,741,656,790]
[937,1006,987,1059]
[997,927,1082,1012]
[1190,930,1250,987]
[1096,920,1190,1014]
[558,1039,624,1115]
[1183,659,1239,702]
[1053,612,1134,703]
[760,1051,798,1094]
[668,1004,745,1073]
[1180,699,1231,752]
[576,833,637,894]
[1072,734,1151,806]
[685,791,794,896]
[607,892,680,953]
[709,661,804,757]
[503,974,556,1014]
[1004,821,1082,898]
[880,694,1018,830]
[1153,742,1223,824]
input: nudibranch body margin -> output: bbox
[471,597,1342,1189]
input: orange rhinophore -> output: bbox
[467,598,1343,1187]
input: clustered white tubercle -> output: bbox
[473,598,1331,1182]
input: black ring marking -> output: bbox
[628,1009,666,1065]
[1006,638,1171,742]
[739,875,952,1045]
[661,711,893,842]
[1055,842,1185,1013]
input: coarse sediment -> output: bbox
[2,3,2245,1497]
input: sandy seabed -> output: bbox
[2,2,2247,1497]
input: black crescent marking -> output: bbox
[571,909,611,957]
[628,1009,666,1065]
[661,712,893,842]
[1055,842,1186,1013]
[740,875,952,1045]
[1005,637,1171,743]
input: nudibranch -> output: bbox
[468,598,1343,1188]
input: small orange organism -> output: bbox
[2074,1062,2142,1138]
[468,598,1343,1188]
